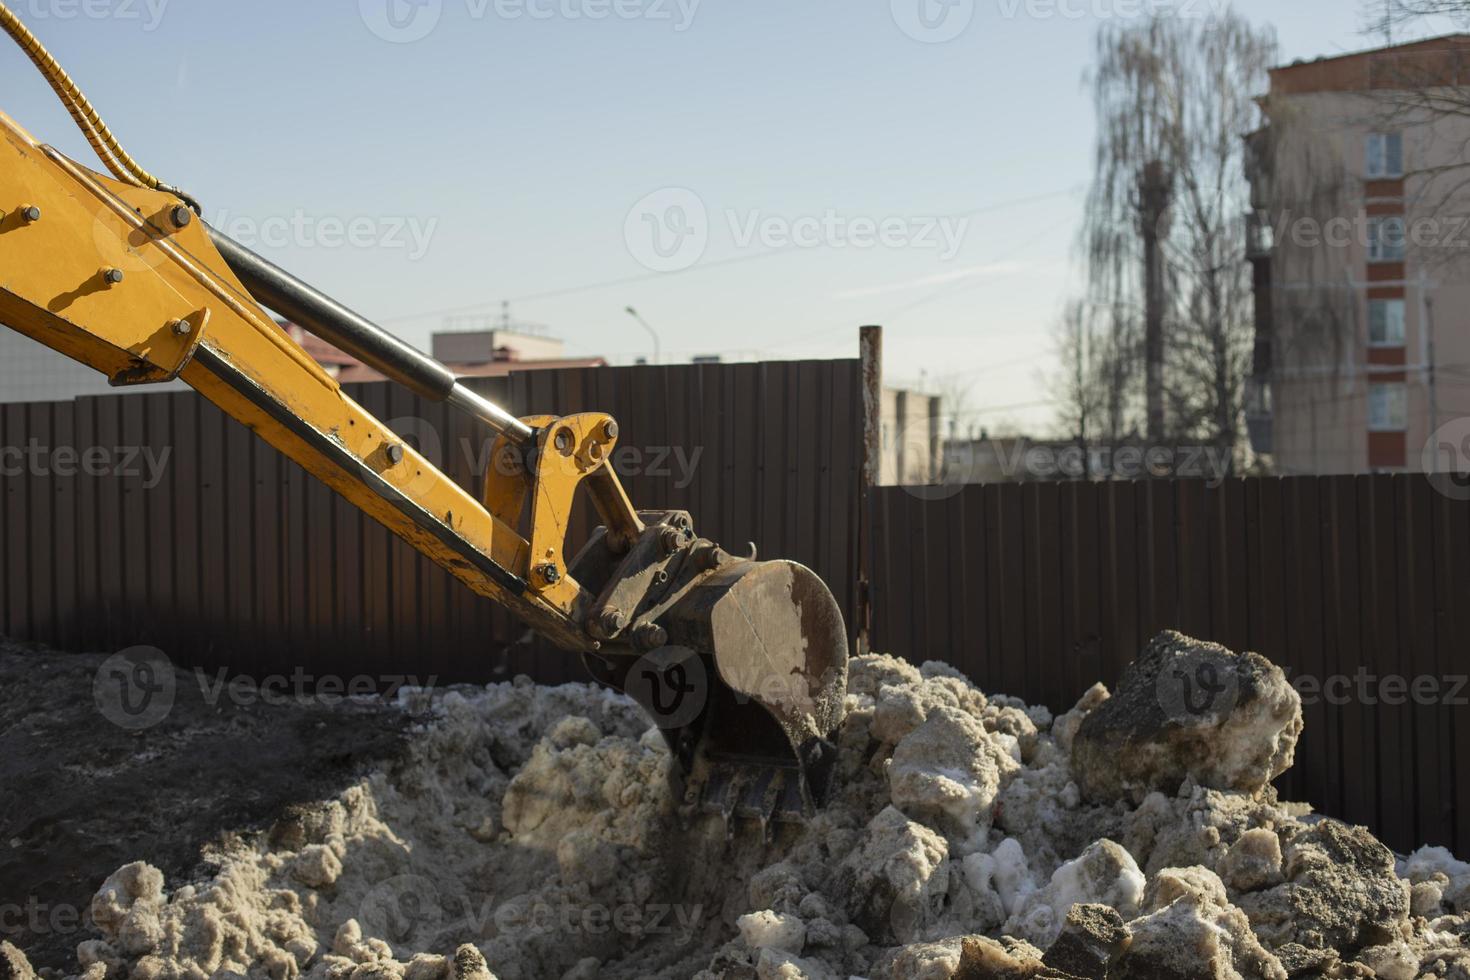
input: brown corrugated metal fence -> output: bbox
[868,477,1470,856]
[0,360,864,687]
[6,364,1468,856]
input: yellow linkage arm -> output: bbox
[0,109,630,654]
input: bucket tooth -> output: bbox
[719,767,746,841]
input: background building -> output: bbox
[293,325,606,383]
[0,330,187,403]
[879,387,942,485]
[1247,34,1470,473]
[0,323,603,404]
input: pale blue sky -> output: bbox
[2,0,1424,431]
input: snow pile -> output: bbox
[7,632,1470,979]
[1070,631,1303,804]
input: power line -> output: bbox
[948,397,1063,417]
[909,352,1053,385]
[375,185,1084,325]
[759,223,1064,357]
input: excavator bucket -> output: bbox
[576,517,849,830]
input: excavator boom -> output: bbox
[0,15,848,826]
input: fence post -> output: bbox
[857,325,883,656]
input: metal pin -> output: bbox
[170,205,193,229]
[170,319,192,337]
[19,205,40,223]
[102,268,124,286]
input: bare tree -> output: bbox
[1050,299,1139,446]
[1249,116,1363,404]
[1073,10,1277,464]
[1054,300,1096,443]
[1364,0,1470,38]
[1080,18,1174,441]
[932,376,975,443]
[1348,16,1470,288]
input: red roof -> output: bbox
[1270,34,1470,95]
[280,323,362,368]
[277,322,607,382]
[335,357,608,384]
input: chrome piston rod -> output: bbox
[206,224,534,444]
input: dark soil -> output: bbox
[0,640,413,971]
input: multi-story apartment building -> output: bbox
[1246,35,1470,473]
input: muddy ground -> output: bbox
[0,641,410,970]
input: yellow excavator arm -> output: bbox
[0,108,618,651]
[0,4,848,829]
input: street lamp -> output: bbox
[624,306,661,365]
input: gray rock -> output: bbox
[1071,632,1302,803]
[889,935,1082,979]
[1220,828,1286,893]
[451,945,496,980]
[1041,904,1129,980]
[837,807,950,944]
[1271,942,1340,978]
[0,943,35,980]
[1234,820,1410,954]
[1115,889,1287,980]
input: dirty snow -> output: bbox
[5,631,1470,980]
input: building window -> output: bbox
[1367,216,1406,262]
[1367,132,1404,178]
[1368,298,1406,347]
[1368,383,1407,432]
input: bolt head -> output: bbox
[170,319,192,337]
[658,524,688,555]
[102,268,124,285]
[170,205,193,229]
[538,564,562,585]
[594,607,628,639]
[634,622,668,651]
[700,546,729,572]
[20,205,40,223]
[386,444,405,465]
[553,428,575,456]
[602,420,619,440]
